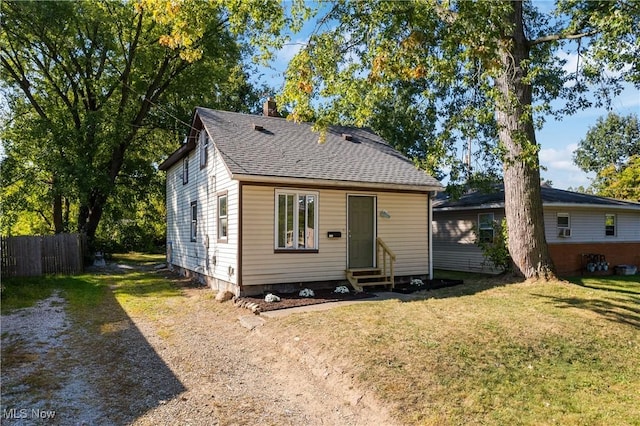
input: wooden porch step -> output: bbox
[346,268,393,292]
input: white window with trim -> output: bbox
[218,192,228,241]
[190,201,197,242]
[557,212,571,237]
[605,213,616,236]
[199,130,209,168]
[275,190,318,250]
[478,213,495,243]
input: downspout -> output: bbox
[428,191,434,281]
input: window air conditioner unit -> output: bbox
[558,228,571,238]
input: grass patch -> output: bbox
[110,252,165,266]
[1,275,106,315]
[274,278,640,425]
[567,274,640,294]
[108,271,184,319]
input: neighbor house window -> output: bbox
[557,212,571,237]
[218,193,228,241]
[605,214,616,236]
[183,157,189,184]
[557,213,570,229]
[275,190,318,251]
[199,131,209,169]
[478,213,495,243]
[190,201,197,242]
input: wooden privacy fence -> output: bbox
[1,234,86,278]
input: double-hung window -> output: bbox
[190,201,197,242]
[199,131,209,168]
[218,193,228,241]
[605,214,616,236]
[275,190,318,251]
[557,212,571,237]
[478,213,495,243]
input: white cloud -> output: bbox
[539,144,579,170]
[539,143,594,189]
[558,51,580,75]
[274,38,307,67]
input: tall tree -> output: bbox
[0,0,292,242]
[279,0,640,279]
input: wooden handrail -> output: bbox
[376,237,396,289]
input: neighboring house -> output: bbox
[432,185,640,275]
[159,102,443,296]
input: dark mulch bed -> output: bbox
[240,288,378,312]
[392,279,464,294]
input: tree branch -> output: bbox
[529,29,598,46]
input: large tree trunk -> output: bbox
[495,1,555,279]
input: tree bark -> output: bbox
[53,193,63,234]
[495,1,555,279]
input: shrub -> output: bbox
[474,218,512,273]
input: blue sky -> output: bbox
[253,5,640,191]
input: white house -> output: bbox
[432,185,640,275]
[159,102,443,296]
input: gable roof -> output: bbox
[160,107,442,192]
[433,185,640,211]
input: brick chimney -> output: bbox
[263,97,280,117]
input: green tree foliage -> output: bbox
[574,113,640,173]
[0,0,291,247]
[592,155,640,202]
[573,113,640,201]
[279,0,639,279]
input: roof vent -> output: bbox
[342,133,353,141]
[253,124,264,131]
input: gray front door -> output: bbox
[348,195,375,268]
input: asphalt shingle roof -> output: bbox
[434,185,640,210]
[191,107,441,189]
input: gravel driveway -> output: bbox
[1,272,396,425]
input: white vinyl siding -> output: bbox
[431,209,504,274]
[165,136,238,285]
[544,208,640,243]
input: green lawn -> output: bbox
[273,274,640,425]
[2,263,638,425]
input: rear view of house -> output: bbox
[159,102,443,296]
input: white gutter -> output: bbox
[232,173,443,193]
